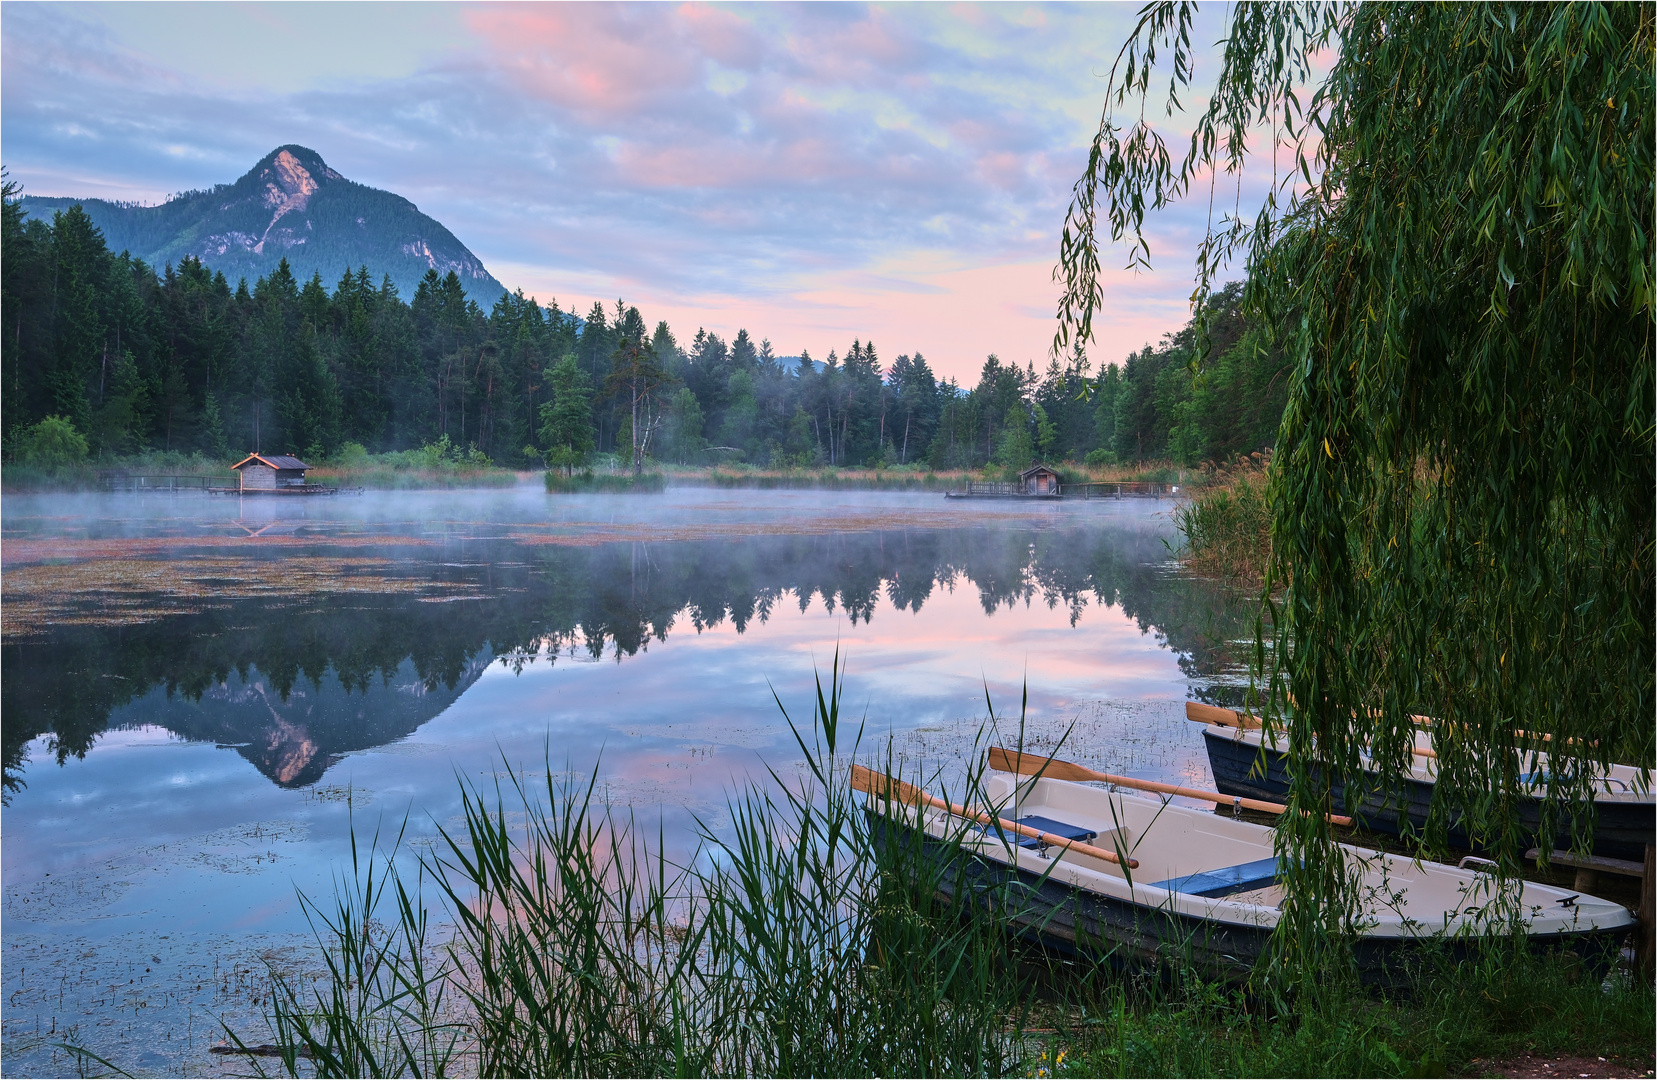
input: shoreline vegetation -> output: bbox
[187,673,1652,1080]
[2,448,1197,495]
[1172,453,1274,582]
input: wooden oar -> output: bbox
[987,746,1355,828]
[849,764,1138,869]
[1185,701,1261,729]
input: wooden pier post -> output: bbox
[1638,843,1655,977]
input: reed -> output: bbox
[215,666,1653,1078]
[0,449,230,492]
[543,470,666,493]
[231,661,1036,1077]
[659,461,1187,491]
[1174,455,1274,582]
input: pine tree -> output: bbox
[538,354,594,474]
[48,206,109,433]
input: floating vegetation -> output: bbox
[2,555,475,640]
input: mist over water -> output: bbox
[1,485,1255,1076]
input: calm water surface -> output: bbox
[1,485,1253,1076]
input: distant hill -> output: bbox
[21,145,506,303]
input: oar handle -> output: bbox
[850,764,1138,869]
[1185,702,1262,729]
[987,747,1356,829]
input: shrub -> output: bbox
[11,416,89,466]
[1086,447,1118,467]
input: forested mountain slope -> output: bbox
[21,145,505,303]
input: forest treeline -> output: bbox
[3,191,1289,470]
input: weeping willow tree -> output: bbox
[1058,2,1653,978]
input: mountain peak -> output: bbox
[21,146,505,301]
[246,145,345,193]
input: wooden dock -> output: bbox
[98,471,216,493]
[945,480,1060,499]
[1063,481,1177,499]
[945,480,1177,500]
[206,485,344,497]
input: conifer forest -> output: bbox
[2,192,1288,471]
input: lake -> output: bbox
[0,485,1253,1077]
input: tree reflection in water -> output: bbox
[2,523,1257,797]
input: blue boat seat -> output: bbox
[1519,770,1626,793]
[1148,856,1282,898]
[983,813,1098,850]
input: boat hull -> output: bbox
[1204,729,1655,859]
[869,811,1626,989]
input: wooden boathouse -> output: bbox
[946,463,1066,499]
[1020,464,1061,496]
[213,454,338,496]
[946,463,1177,500]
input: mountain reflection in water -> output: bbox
[3,520,1255,798]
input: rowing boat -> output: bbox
[1191,703,1655,859]
[855,758,1634,987]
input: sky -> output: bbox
[2,1,1262,384]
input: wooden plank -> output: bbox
[987,747,1354,828]
[849,764,1138,869]
[1525,847,1647,877]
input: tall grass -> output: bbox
[544,470,666,493]
[0,449,230,492]
[213,665,1653,1078]
[310,439,519,489]
[1174,455,1274,581]
[306,464,519,490]
[655,461,1190,491]
[1052,945,1653,1076]
[232,664,1032,1077]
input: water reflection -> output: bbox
[3,521,1255,798]
[3,492,1273,1078]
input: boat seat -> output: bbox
[984,813,1098,850]
[1147,857,1282,898]
[1519,771,1628,792]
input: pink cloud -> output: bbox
[463,4,704,118]
[8,1,1279,383]
[508,249,1193,387]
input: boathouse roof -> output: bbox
[232,453,311,471]
[1018,463,1059,479]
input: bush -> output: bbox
[11,416,89,466]
[335,441,369,466]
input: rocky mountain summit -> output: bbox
[21,145,506,302]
